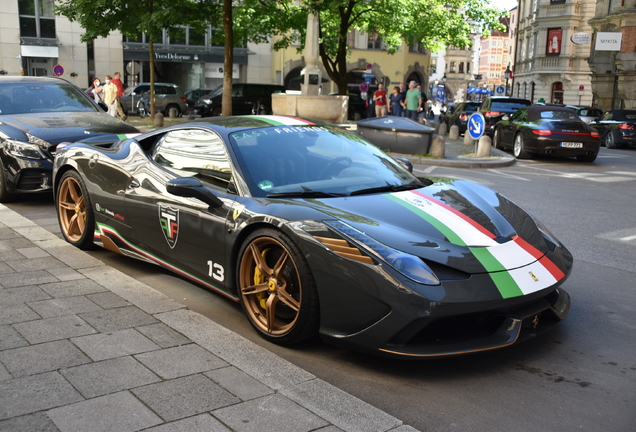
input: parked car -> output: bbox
[193,84,285,117]
[588,110,636,148]
[566,106,602,124]
[184,88,214,110]
[444,101,482,134]
[120,82,188,117]
[440,103,457,128]
[0,75,139,202]
[492,105,600,162]
[53,115,572,358]
[479,96,532,136]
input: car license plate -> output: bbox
[560,142,583,148]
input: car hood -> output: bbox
[0,112,140,148]
[295,178,554,275]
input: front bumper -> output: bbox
[0,152,53,194]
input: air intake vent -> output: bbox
[314,236,374,264]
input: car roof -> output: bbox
[164,115,335,133]
[0,75,72,84]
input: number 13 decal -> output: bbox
[207,261,225,282]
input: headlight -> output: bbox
[324,220,440,286]
[201,99,211,104]
[3,138,47,159]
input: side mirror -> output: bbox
[395,157,413,173]
[166,177,224,209]
[97,101,109,112]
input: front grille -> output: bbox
[16,170,51,191]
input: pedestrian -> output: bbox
[88,77,103,102]
[102,75,118,117]
[373,83,387,117]
[404,81,422,121]
[416,84,429,123]
[111,72,127,120]
[388,86,404,117]
[399,82,406,116]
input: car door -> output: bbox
[123,128,237,294]
[122,84,150,114]
[589,111,613,138]
[500,107,527,145]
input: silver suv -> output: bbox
[121,82,188,117]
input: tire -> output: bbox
[211,107,222,117]
[56,170,95,250]
[493,128,504,149]
[577,153,598,163]
[605,131,617,149]
[513,133,532,159]
[0,165,16,203]
[166,105,180,118]
[137,101,148,118]
[237,228,319,345]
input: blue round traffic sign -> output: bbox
[495,85,505,95]
[467,112,486,140]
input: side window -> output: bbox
[511,109,527,121]
[153,129,232,192]
[134,85,150,95]
[232,85,243,97]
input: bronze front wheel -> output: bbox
[237,228,319,344]
[57,170,95,249]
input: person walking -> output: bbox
[399,82,406,116]
[416,84,429,123]
[88,77,103,102]
[404,81,422,121]
[373,83,387,117]
[388,86,404,117]
[111,72,127,120]
[102,75,118,117]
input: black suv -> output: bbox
[445,101,482,134]
[193,84,285,117]
[479,96,531,136]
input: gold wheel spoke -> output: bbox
[68,181,81,203]
[277,286,300,312]
[265,293,278,333]
[249,243,272,275]
[67,214,79,237]
[241,282,269,295]
[76,210,86,232]
[272,251,289,278]
[59,201,75,211]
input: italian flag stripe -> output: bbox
[247,115,315,126]
[387,190,564,299]
[116,133,141,139]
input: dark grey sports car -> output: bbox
[53,115,572,358]
[493,105,600,162]
[0,76,139,202]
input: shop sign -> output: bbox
[154,52,200,62]
[571,32,591,45]
[595,32,622,51]
[205,63,239,78]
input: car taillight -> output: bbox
[619,123,633,130]
[483,111,501,117]
[532,129,552,136]
[181,97,187,103]
[459,112,467,121]
[590,131,599,137]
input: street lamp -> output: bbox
[504,64,511,97]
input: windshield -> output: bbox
[230,126,419,198]
[0,82,99,115]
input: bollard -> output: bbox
[463,132,474,146]
[449,125,459,140]
[428,120,439,134]
[477,135,492,157]
[438,122,448,137]
[154,112,164,128]
[430,134,445,158]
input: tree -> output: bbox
[55,0,219,119]
[237,0,505,95]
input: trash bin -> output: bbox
[355,116,435,154]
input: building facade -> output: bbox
[513,0,595,106]
[588,0,636,110]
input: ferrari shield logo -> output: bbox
[159,205,179,249]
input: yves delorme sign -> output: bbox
[154,52,199,62]
[595,32,622,51]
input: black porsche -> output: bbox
[0,76,140,202]
[53,115,572,358]
[493,105,600,162]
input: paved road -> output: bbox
[6,146,636,432]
